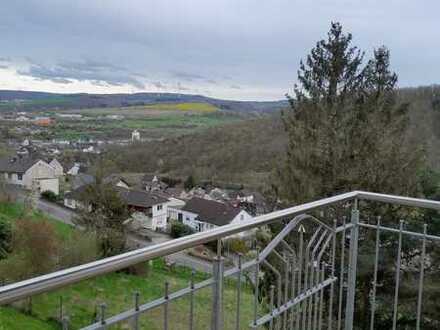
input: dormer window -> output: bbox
[17,174,23,181]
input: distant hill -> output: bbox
[0,90,288,114]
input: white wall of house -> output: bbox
[3,172,24,185]
[229,210,253,225]
[151,202,168,231]
[170,208,253,233]
[49,159,64,177]
[64,197,91,211]
[64,197,78,209]
[38,178,59,195]
[23,161,56,190]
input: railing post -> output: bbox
[344,199,359,330]
[211,253,224,330]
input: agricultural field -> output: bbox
[41,102,246,141]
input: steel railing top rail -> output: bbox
[1,190,440,305]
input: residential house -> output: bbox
[0,156,59,194]
[49,159,64,177]
[64,184,91,210]
[67,163,82,176]
[142,174,168,192]
[117,188,169,231]
[170,197,253,233]
[64,184,169,231]
[131,130,141,142]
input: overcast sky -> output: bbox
[0,1,438,101]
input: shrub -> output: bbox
[228,237,249,254]
[0,219,60,282]
[0,220,11,259]
[170,221,195,238]
[41,190,58,203]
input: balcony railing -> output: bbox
[1,191,440,329]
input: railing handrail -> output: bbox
[1,190,439,305]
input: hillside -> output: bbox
[104,85,440,188]
[0,90,288,114]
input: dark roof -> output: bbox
[181,197,242,226]
[0,156,41,174]
[64,184,90,200]
[72,174,96,189]
[65,185,168,209]
[116,187,168,208]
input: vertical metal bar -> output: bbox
[416,224,427,330]
[62,316,69,330]
[132,292,140,330]
[318,265,325,330]
[303,227,322,330]
[296,228,304,330]
[269,285,275,330]
[337,217,346,330]
[164,281,169,330]
[370,217,381,330]
[283,253,289,330]
[312,263,320,330]
[289,256,296,330]
[328,220,337,330]
[211,255,224,330]
[189,269,195,330]
[236,254,242,330]
[99,303,107,330]
[59,296,63,322]
[344,200,359,330]
[392,220,403,330]
[253,250,260,328]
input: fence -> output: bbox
[1,191,440,329]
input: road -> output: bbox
[31,196,213,273]
[36,199,75,226]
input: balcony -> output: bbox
[1,191,439,329]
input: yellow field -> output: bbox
[143,102,218,112]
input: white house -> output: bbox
[170,197,253,233]
[64,185,169,231]
[67,163,81,176]
[0,156,59,195]
[64,184,92,211]
[49,159,64,177]
[131,130,141,142]
[117,188,169,231]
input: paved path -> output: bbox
[36,199,75,226]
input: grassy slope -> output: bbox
[0,204,254,329]
[0,203,72,239]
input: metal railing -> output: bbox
[1,190,440,329]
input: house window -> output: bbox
[240,214,244,221]
[178,213,183,222]
[157,204,163,211]
[17,174,23,181]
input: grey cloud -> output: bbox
[153,81,166,89]
[176,82,190,91]
[171,71,206,81]
[17,60,145,89]
[1,1,440,100]
[230,85,241,90]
